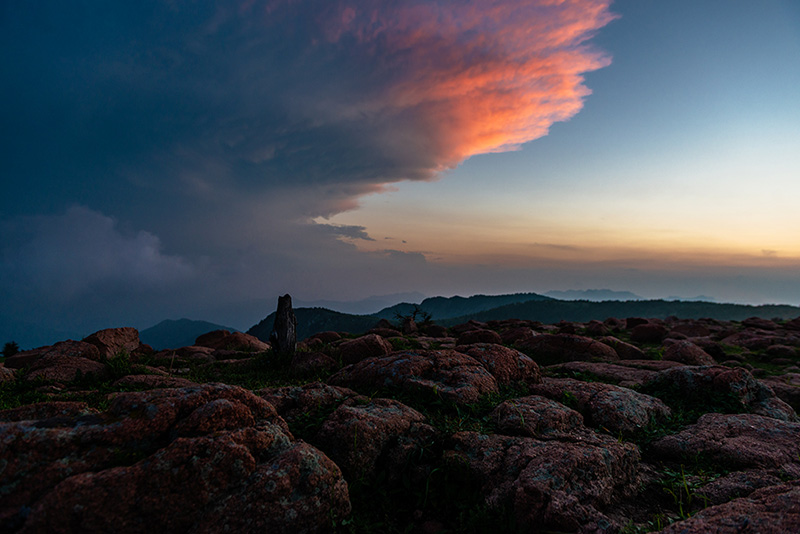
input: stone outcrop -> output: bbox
[516,333,619,365]
[0,384,350,532]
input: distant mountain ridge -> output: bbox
[140,319,237,350]
[544,289,643,301]
[245,292,800,342]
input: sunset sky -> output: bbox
[2,1,800,347]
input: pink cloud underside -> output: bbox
[318,0,617,168]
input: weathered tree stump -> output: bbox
[270,294,297,356]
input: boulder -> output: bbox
[517,334,619,366]
[339,334,393,365]
[663,340,716,365]
[329,350,499,405]
[0,401,98,423]
[760,373,800,411]
[24,345,109,384]
[455,343,541,386]
[544,361,659,388]
[314,398,436,481]
[630,323,668,343]
[696,470,786,505]
[599,336,645,360]
[82,327,141,359]
[256,381,363,424]
[3,346,51,369]
[195,330,269,352]
[669,322,712,338]
[444,431,639,532]
[501,326,536,345]
[289,351,338,376]
[491,395,585,439]
[0,365,14,382]
[1,383,350,532]
[742,317,778,331]
[651,413,800,469]
[625,317,650,329]
[529,378,670,437]
[456,329,503,346]
[658,481,800,534]
[643,366,798,422]
[111,374,199,389]
[308,331,342,344]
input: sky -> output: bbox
[2,1,800,347]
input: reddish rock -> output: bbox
[720,331,783,351]
[670,322,711,338]
[111,374,199,389]
[194,329,231,347]
[785,317,800,331]
[456,329,503,345]
[289,351,338,375]
[659,481,800,534]
[0,365,14,382]
[450,320,489,334]
[766,344,798,358]
[444,431,639,532]
[329,350,499,405]
[501,326,536,345]
[603,317,625,331]
[651,413,800,469]
[456,343,541,386]
[742,317,778,331]
[1,384,350,532]
[760,373,800,411]
[82,327,141,359]
[663,340,716,365]
[529,378,670,437]
[0,401,97,422]
[257,382,363,424]
[339,333,393,365]
[697,469,785,505]
[517,334,619,366]
[315,398,436,481]
[491,395,585,439]
[150,346,216,367]
[625,317,650,329]
[599,336,646,360]
[25,347,108,384]
[309,331,342,343]
[585,320,610,336]
[196,330,269,352]
[366,327,404,338]
[544,361,659,388]
[421,324,449,338]
[644,366,798,422]
[3,346,51,369]
[630,323,668,343]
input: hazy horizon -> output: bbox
[3,1,799,348]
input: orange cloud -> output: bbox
[320,0,617,170]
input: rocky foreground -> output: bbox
[2,315,800,533]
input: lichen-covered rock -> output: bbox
[111,374,199,389]
[329,350,499,405]
[456,343,541,386]
[658,480,800,534]
[339,333,393,365]
[83,327,141,358]
[256,381,363,424]
[544,360,660,388]
[289,350,338,375]
[445,431,639,532]
[0,365,15,382]
[517,334,619,366]
[663,340,716,365]
[315,398,436,481]
[0,401,98,423]
[651,413,800,470]
[1,383,349,533]
[696,470,786,505]
[456,329,503,346]
[630,323,668,343]
[643,366,798,422]
[491,395,584,439]
[24,346,109,384]
[669,322,712,338]
[760,373,800,411]
[599,336,645,360]
[529,378,671,436]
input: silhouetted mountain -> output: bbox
[295,292,427,315]
[445,299,800,325]
[140,319,237,350]
[373,293,553,321]
[544,289,644,301]
[247,308,380,343]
